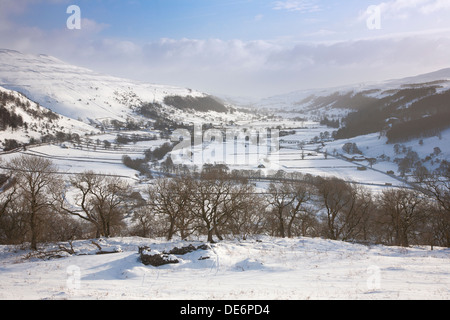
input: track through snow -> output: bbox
[0,237,448,300]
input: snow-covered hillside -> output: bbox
[0,85,98,150]
[324,128,450,175]
[0,49,237,125]
[0,49,449,302]
[0,236,448,300]
[257,68,450,113]
[254,67,450,178]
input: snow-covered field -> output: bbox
[0,135,170,180]
[1,51,449,302]
[0,236,448,300]
[0,126,411,194]
[168,123,410,192]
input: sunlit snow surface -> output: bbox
[0,236,448,300]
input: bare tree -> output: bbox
[185,173,259,243]
[130,205,159,238]
[315,178,369,241]
[143,173,264,242]
[415,165,450,247]
[356,187,376,242]
[378,188,429,247]
[59,171,130,238]
[286,182,312,238]
[0,196,28,245]
[5,155,62,250]
[266,182,295,238]
[228,192,266,240]
[147,176,194,240]
[189,175,233,243]
[0,175,17,219]
[59,171,101,237]
[0,177,26,245]
[220,179,262,240]
[266,181,313,238]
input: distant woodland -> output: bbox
[163,95,228,113]
[0,90,59,132]
[332,87,450,143]
[1,155,449,249]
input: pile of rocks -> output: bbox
[138,244,210,267]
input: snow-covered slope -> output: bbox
[257,68,450,113]
[388,68,450,86]
[0,85,97,150]
[0,49,211,124]
[0,236,448,300]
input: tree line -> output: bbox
[0,155,449,250]
[0,104,24,131]
[334,87,450,142]
[163,95,228,113]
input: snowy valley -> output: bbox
[0,49,449,301]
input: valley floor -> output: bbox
[0,236,448,300]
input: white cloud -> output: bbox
[0,0,70,16]
[372,0,450,18]
[80,18,110,34]
[2,25,450,98]
[254,14,264,22]
[420,0,450,14]
[67,34,450,98]
[272,0,321,13]
[1,0,450,98]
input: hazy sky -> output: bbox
[1,0,450,98]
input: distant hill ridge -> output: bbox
[257,67,450,143]
[0,49,225,125]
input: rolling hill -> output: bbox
[0,85,98,150]
[0,50,449,302]
[0,49,236,128]
[257,68,450,143]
